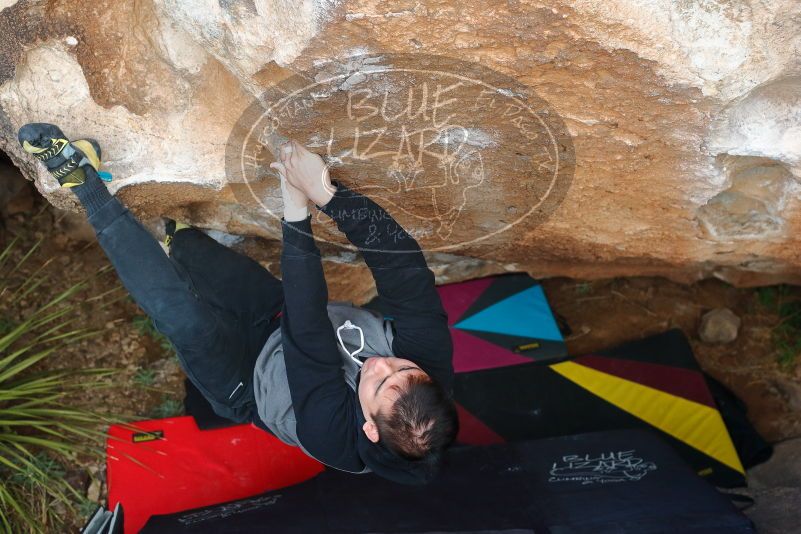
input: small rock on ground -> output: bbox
[699,307,741,343]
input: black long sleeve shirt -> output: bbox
[279,181,453,479]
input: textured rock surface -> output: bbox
[0,0,800,291]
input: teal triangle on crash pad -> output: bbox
[453,284,563,342]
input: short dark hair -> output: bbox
[374,374,459,461]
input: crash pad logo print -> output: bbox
[226,53,574,252]
[548,449,657,485]
[177,495,283,526]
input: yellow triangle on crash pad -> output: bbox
[550,361,744,474]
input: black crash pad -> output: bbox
[141,429,754,533]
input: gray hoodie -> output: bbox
[252,301,395,470]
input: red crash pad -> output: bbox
[106,417,323,534]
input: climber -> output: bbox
[18,123,458,484]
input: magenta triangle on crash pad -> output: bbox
[573,354,716,408]
[455,403,505,445]
[452,328,534,373]
[437,278,494,326]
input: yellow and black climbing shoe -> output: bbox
[163,218,191,248]
[18,123,101,188]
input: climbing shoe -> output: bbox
[164,218,191,248]
[18,123,101,188]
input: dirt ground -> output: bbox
[2,165,800,530]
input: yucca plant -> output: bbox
[0,235,115,533]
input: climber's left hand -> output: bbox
[277,140,335,208]
[271,156,309,222]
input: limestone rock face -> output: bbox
[0,0,800,293]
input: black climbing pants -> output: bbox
[86,196,283,424]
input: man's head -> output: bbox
[357,356,458,460]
